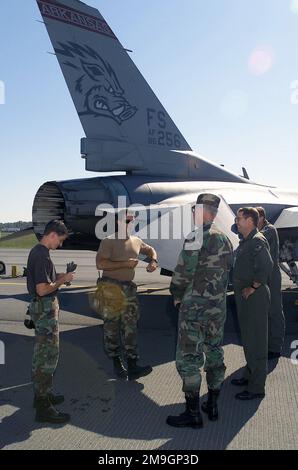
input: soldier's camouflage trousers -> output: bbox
[176,300,226,393]
[99,278,139,360]
[29,296,59,398]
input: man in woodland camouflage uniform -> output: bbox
[167,194,233,428]
[96,211,158,380]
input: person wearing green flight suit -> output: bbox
[232,207,273,400]
[167,194,234,428]
[256,207,285,359]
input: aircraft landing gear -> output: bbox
[280,240,298,286]
[0,261,6,275]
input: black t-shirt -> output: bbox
[26,244,57,297]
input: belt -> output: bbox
[101,276,136,288]
[233,279,251,285]
[32,294,58,302]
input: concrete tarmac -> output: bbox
[0,249,298,450]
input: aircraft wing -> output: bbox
[275,207,298,229]
[132,195,240,272]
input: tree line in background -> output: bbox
[0,221,32,231]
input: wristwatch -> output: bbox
[251,283,260,290]
[151,259,158,264]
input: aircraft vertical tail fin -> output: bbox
[36,0,191,173]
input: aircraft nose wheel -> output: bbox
[0,261,6,275]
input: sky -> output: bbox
[1,0,298,222]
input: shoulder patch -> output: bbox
[254,244,263,253]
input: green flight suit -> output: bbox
[233,228,273,394]
[260,220,285,353]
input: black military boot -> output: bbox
[127,358,152,381]
[201,388,220,421]
[33,392,64,408]
[113,356,128,379]
[35,396,70,424]
[166,392,203,428]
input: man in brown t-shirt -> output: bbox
[96,212,158,380]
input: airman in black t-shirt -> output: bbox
[27,220,75,424]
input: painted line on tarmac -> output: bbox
[138,287,169,293]
[0,283,96,289]
[0,283,169,292]
[0,282,27,286]
[0,382,32,393]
